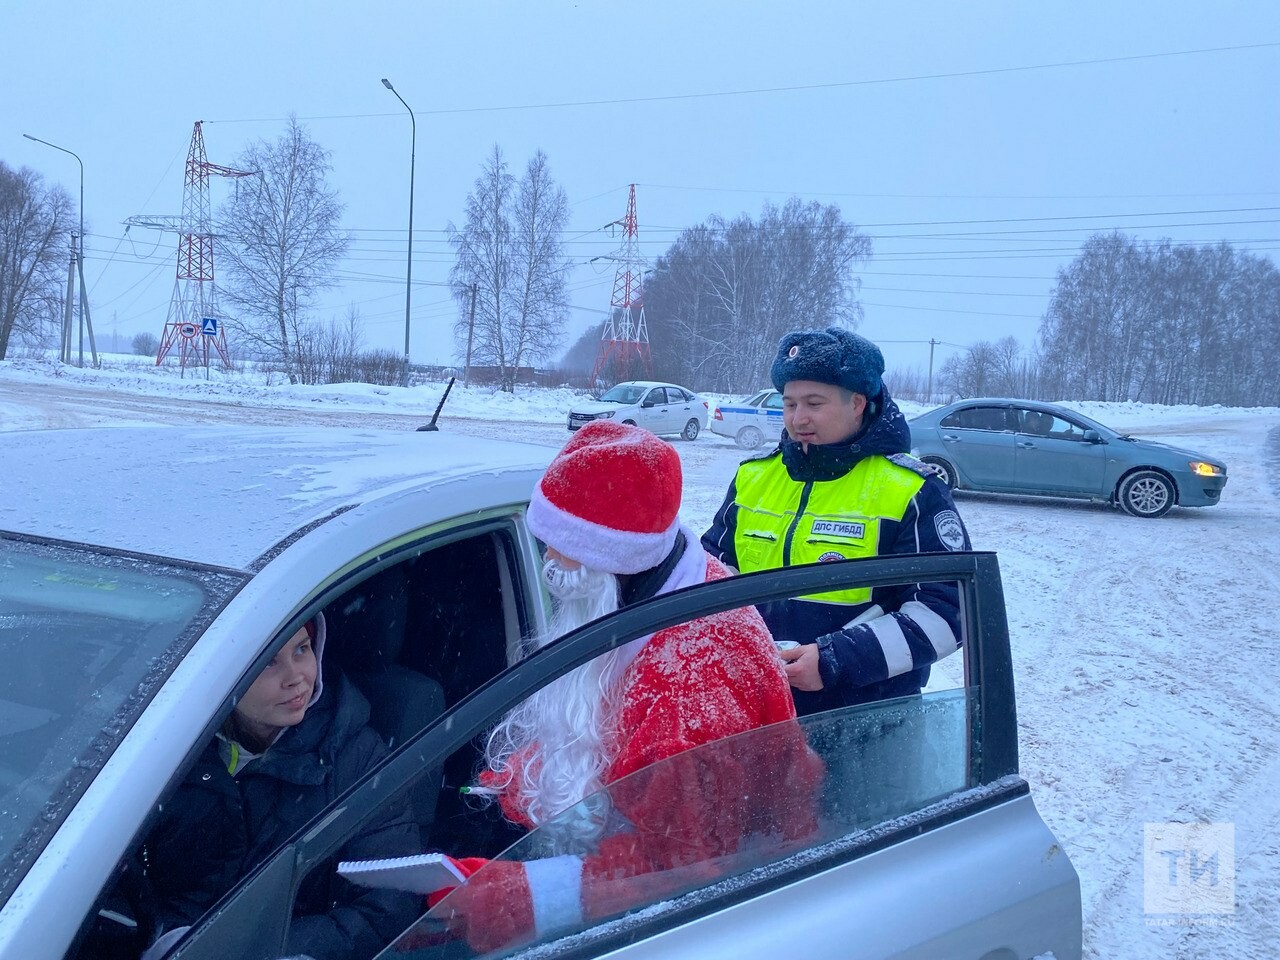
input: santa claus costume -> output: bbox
[420,421,822,953]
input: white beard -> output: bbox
[483,559,630,826]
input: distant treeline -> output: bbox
[1035,233,1279,407]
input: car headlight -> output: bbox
[599,411,615,419]
[1189,461,1224,477]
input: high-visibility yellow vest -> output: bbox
[732,453,925,605]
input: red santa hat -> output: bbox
[526,420,682,575]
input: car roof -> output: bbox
[615,380,686,390]
[0,426,552,570]
[941,397,1054,408]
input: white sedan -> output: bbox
[710,388,784,449]
[567,380,708,440]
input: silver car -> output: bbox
[0,426,1080,960]
[910,398,1228,518]
[567,380,708,440]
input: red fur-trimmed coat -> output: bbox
[442,538,824,952]
[493,545,797,828]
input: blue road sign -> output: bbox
[201,317,218,336]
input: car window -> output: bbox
[391,687,976,957]
[1048,416,1086,440]
[1015,408,1087,440]
[763,391,784,410]
[645,388,666,405]
[940,406,1013,432]
[598,384,644,405]
[745,391,769,405]
[0,536,244,904]
[76,520,540,960]
[164,553,1007,960]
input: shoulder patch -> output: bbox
[886,452,940,479]
[934,510,967,551]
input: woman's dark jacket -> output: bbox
[143,672,420,960]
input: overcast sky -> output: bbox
[5,1,1278,377]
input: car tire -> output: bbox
[735,426,764,450]
[682,419,701,441]
[622,419,637,426]
[920,456,957,490]
[1118,470,1175,518]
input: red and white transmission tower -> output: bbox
[590,184,651,386]
[127,121,252,375]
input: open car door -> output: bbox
[163,552,1081,960]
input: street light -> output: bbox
[23,132,88,366]
[381,78,416,388]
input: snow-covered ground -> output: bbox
[3,355,1278,958]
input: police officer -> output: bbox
[702,327,971,715]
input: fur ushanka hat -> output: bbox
[770,326,885,400]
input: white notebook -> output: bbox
[338,853,467,894]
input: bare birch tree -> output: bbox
[1038,232,1280,406]
[0,162,73,359]
[217,116,348,382]
[449,147,569,391]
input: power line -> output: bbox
[205,41,1280,123]
[638,182,1280,202]
[861,285,1050,299]
[860,300,1043,319]
[319,204,1280,238]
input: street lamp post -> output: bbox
[22,133,94,367]
[381,78,416,389]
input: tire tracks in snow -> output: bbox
[979,425,1280,959]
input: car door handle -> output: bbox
[942,434,961,442]
[1017,441,1037,448]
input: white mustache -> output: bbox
[542,558,612,601]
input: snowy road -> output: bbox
[3,368,1278,958]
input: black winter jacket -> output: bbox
[143,672,420,960]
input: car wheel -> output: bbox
[682,419,701,441]
[1118,470,1175,518]
[735,426,764,450]
[622,419,637,426]
[920,456,957,490]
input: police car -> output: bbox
[710,389,785,449]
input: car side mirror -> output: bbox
[1082,429,1103,443]
[641,400,655,408]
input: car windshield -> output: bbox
[598,384,646,404]
[0,536,242,895]
[385,688,977,958]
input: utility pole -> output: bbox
[381,79,416,388]
[463,282,477,387]
[926,338,938,403]
[24,133,98,368]
[77,240,98,365]
[62,241,75,363]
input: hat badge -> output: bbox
[788,345,800,358]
